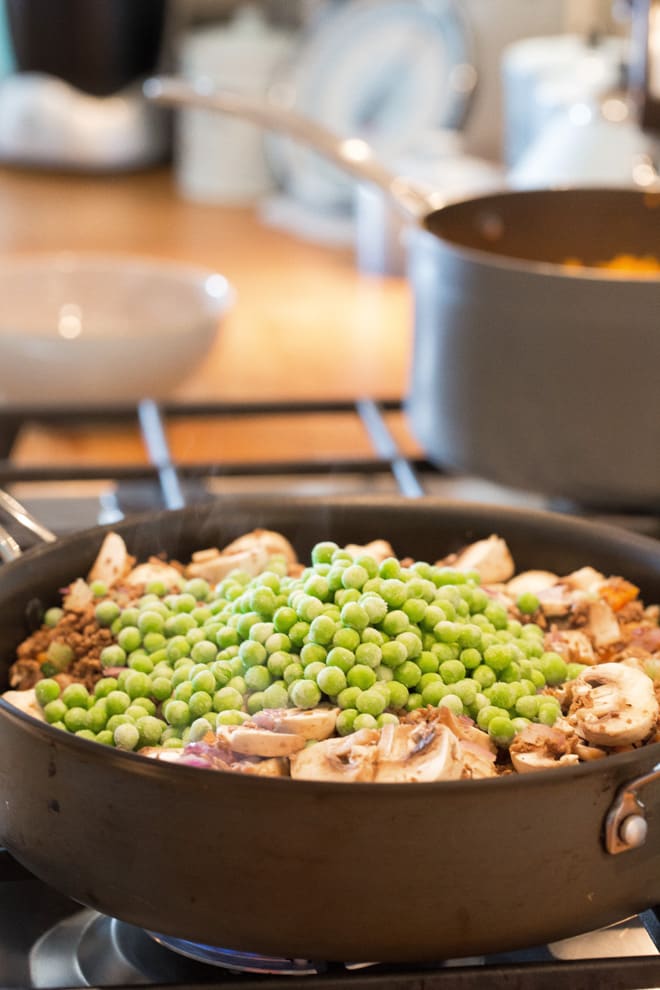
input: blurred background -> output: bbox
[0,0,658,532]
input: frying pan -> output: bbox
[2,494,660,962]
[144,76,660,511]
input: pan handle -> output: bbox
[604,761,660,854]
[143,75,435,224]
[0,488,57,563]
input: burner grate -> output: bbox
[0,399,429,500]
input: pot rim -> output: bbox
[419,186,660,284]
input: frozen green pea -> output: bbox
[353,713,378,730]
[44,606,65,627]
[95,600,120,627]
[213,687,244,712]
[355,688,386,717]
[332,627,361,652]
[124,672,151,700]
[262,682,289,710]
[35,678,60,706]
[62,683,89,709]
[488,715,516,746]
[439,660,466,684]
[189,691,213,719]
[337,685,361,709]
[476,705,510,731]
[336,708,358,735]
[64,706,89,732]
[114,722,139,750]
[326,647,355,673]
[289,679,321,709]
[346,663,377,691]
[44,698,67,724]
[439,694,463,716]
[393,661,421,689]
[316,665,347,697]
[387,680,409,709]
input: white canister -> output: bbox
[501,34,625,166]
[176,6,294,204]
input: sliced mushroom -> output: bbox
[506,570,559,598]
[509,723,579,774]
[2,688,45,722]
[544,629,596,665]
[584,600,621,649]
[535,584,576,618]
[235,757,289,777]
[460,741,499,778]
[125,560,183,590]
[222,529,297,568]
[185,546,270,585]
[375,721,464,783]
[425,705,497,755]
[87,532,133,588]
[139,746,185,763]
[568,662,658,747]
[564,566,605,592]
[344,539,395,563]
[574,741,607,762]
[63,577,94,613]
[216,723,306,758]
[250,706,339,740]
[290,730,379,782]
[451,535,515,584]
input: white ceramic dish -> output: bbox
[0,253,234,405]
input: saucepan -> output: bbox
[2,494,660,962]
[144,76,660,511]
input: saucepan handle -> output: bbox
[143,75,435,224]
[604,761,660,854]
[0,488,57,563]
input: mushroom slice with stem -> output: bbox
[509,723,579,774]
[290,730,379,782]
[375,721,464,783]
[568,662,659,747]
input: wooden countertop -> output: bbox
[0,167,421,468]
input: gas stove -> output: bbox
[3,397,660,990]
[3,855,660,989]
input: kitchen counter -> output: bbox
[0,167,420,467]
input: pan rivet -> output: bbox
[619,814,648,849]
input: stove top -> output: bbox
[2,861,660,990]
[4,397,660,989]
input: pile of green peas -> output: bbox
[34,541,585,753]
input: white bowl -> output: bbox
[0,253,234,405]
